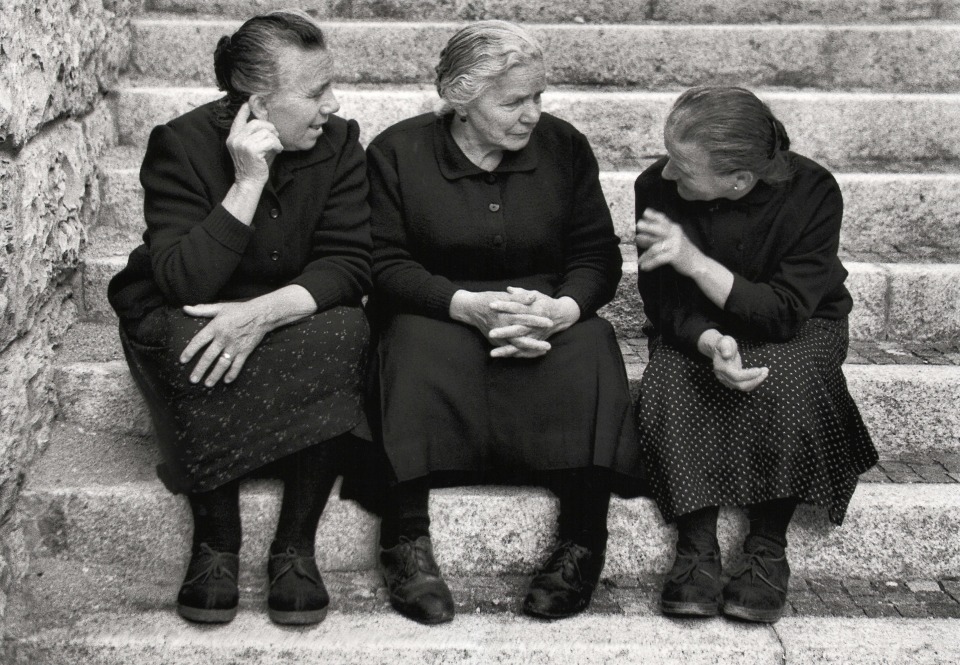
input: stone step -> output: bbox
[4,561,960,664]
[112,87,960,172]
[95,155,960,261]
[78,253,960,342]
[17,423,960,579]
[130,18,960,93]
[145,0,960,24]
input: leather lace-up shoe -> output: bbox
[523,541,605,619]
[722,536,790,623]
[268,545,330,625]
[380,536,455,624]
[177,543,239,623]
[660,547,722,617]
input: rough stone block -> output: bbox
[887,264,960,341]
[0,0,134,147]
[115,88,960,171]
[845,262,887,342]
[777,617,960,663]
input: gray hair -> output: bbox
[665,86,795,185]
[434,20,544,116]
[213,9,327,125]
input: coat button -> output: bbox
[493,235,503,246]
[488,203,500,212]
[270,250,280,261]
[485,173,497,184]
[270,208,280,219]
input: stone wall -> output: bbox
[0,0,136,624]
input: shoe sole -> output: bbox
[661,600,720,617]
[177,604,238,624]
[387,597,455,625]
[522,599,590,620]
[723,602,783,624]
[268,606,329,625]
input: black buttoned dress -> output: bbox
[634,154,877,525]
[367,112,642,484]
[108,100,373,494]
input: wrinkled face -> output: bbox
[661,136,741,201]
[461,61,546,154]
[257,47,340,152]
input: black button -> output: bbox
[737,242,744,251]
[270,250,280,261]
[488,203,501,212]
[485,173,497,184]
[493,235,503,246]
[269,208,280,219]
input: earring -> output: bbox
[733,184,740,191]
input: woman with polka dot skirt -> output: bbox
[633,86,878,624]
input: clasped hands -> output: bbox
[451,287,580,359]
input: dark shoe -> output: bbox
[177,543,239,623]
[267,545,330,625]
[523,541,605,619]
[722,536,790,623]
[660,547,722,617]
[380,536,455,624]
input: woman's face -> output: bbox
[253,46,340,152]
[461,61,546,154]
[662,137,743,201]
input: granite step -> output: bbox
[17,422,960,579]
[77,252,960,342]
[130,18,960,93]
[94,152,960,261]
[145,0,960,24]
[112,87,960,172]
[3,560,959,664]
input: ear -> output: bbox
[732,170,756,190]
[248,94,269,121]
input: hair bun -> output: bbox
[213,35,234,93]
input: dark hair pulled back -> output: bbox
[666,86,794,185]
[212,10,327,126]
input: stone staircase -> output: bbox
[5,1,960,662]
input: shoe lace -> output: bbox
[728,550,786,594]
[542,541,590,582]
[270,547,320,585]
[396,536,439,581]
[184,543,236,585]
[667,552,719,586]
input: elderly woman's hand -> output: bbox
[449,289,554,352]
[636,208,703,276]
[227,102,284,188]
[179,300,273,387]
[698,330,769,392]
[487,287,581,358]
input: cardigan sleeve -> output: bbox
[554,130,622,316]
[722,170,845,342]
[634,164,721,356]
[367,139,461,320]
[287,120,372,311]
[140,124,253,306]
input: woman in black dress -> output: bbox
[367,20,642,624]
[107,11,372,625]
[634,86,878,623]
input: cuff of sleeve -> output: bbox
[677,315,719,356]
[289,271,349,312]
[556,282,600,316]
[421,280,460,319]
[723,273,760,319]
[205,204,253,254]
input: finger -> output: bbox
[180,326,215,364]
[183,303,221,319]
[493,313,554,328]
[488,324,534,339]
[223,351,249,384]
[230,102,251,135]
[490,344,521,358]
[504,286,537,304]
[508,336,551,352]
[202,352,235,388]
[736,371,769,392]
[642,208,673,225]
[242,120,280,137]
[189,344,225,384]
[717,336,739,359]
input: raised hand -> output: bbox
[226,102,283,188]
[708,334,769,392]
[635,207,702,276]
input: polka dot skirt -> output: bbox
[636,317,878,525]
